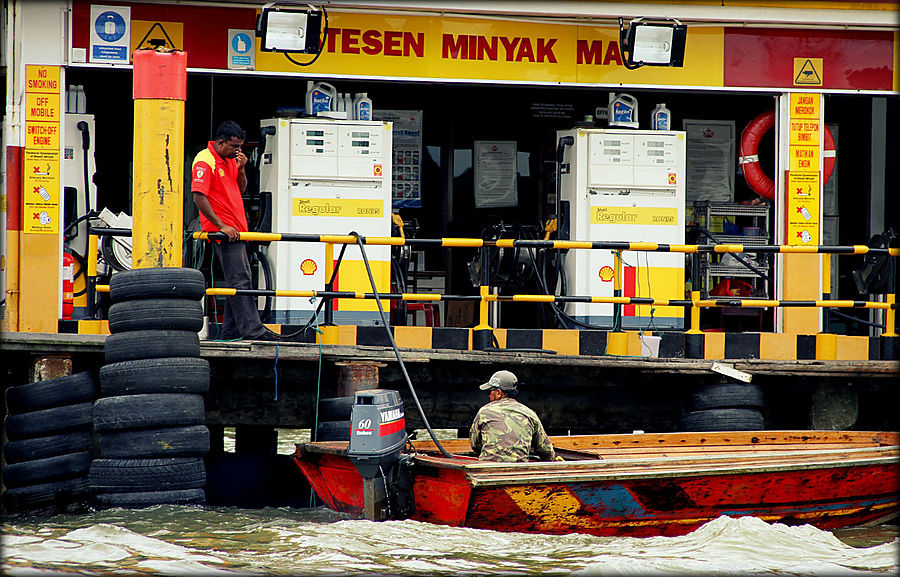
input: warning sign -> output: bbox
[785,93,821,245]
[789,145,819,172]
[24,65,61,234]
[793,58,823,86]
[131,21,183,53]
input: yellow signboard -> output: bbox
[24,65,61,235]
[590,206,679,226]
[25,122,60,150]
[256,12,724,87]
[131,21,183,53]
[793,58,823,86]
[25,92,60,122]
[789,145,820,172]
[25,65,60,92]
[788,119,819,146]
[789,93,820,118]
[293,197,385,218]
[786,172,820,244]
[786,92,821,246]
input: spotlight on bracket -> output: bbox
[257,4,324,53]
[618,17,687,70]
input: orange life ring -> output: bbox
[739,110,836,201]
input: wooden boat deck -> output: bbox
[301,430,900,485]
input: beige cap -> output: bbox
[479,370,518,391]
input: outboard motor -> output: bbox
[347,389,413,521]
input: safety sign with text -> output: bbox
[785,93,821,245]
[90,5,131,64]
[24,65,61,234]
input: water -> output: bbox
[2,507,897,576]
[4,430,898,574]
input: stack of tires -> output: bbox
[2,372,97,513]
[680,382,765,432]
[90,268,211,508]
[315,396,355,441]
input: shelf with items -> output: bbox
[690,201,772,299]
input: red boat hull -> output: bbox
[295,432,900,537]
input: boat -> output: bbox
[294,419,899,537]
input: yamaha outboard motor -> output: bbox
[347,389,414,521]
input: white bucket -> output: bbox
[639,335,661,358]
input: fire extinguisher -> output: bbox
[62,251,74,320]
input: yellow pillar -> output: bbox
[131,49,186,269]
[782,253,820,333]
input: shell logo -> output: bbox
[374,164,383,176]
[598,266,615,281]
[300,259,318,275]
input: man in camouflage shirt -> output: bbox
[469,370,556,462]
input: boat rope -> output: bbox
[273,343,279,401]
[351,232,456,459]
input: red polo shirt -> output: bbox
[191,141,249,232]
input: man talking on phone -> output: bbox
[191,121,283,341]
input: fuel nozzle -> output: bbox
[556,135,574,162]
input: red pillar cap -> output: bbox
[133,49,187,100]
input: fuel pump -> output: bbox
[258,117,393,325]
[556,128,687,329]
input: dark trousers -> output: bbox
[213,241,266,339]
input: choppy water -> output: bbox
[2,506,897,576]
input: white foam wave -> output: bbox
[574,516,899,576]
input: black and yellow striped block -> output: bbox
[268,325,897,361]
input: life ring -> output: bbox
[738,110,836,201]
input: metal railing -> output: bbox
[85,227,897,346]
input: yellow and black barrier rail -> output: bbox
[95,283,895,314]
[198,287,896,313]
[193,231,900,256]
[81,229,897,361]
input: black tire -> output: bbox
[89,458,206,492]
[318,397,355,421]
[100,357,210,396]
[2,477,90,513]
[1,451,92,488]
[98,425,210,458]
[680,408,765,432]
[690,383,764,411]
[94,488,205,509]
[4,402,93,441]
[94,394,205,432]
[5,372,97,415]
[315,420,351,441]
[3,431,93,464]
[108,299,203,334]
[104,330,200,363]
[109,267,206,303]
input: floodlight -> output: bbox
[257,5,323,53]
[619,18,687,69]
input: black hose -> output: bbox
[351,232,456,459]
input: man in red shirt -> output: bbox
[192,121,281,341]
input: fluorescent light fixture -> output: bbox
[257,6,323,53]
[620,18,687,69]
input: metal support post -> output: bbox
[473,245,493,350]
[612,250,623,331]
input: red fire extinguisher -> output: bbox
[62,251,74,320]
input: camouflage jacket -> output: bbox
[469,397,556,462]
